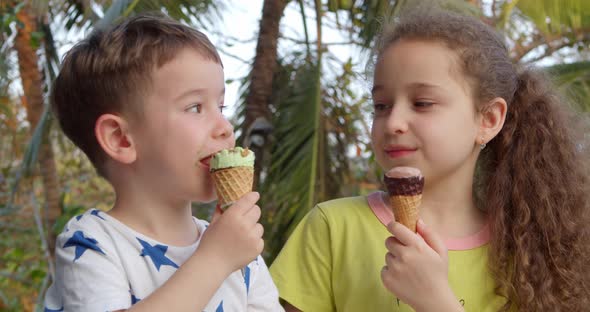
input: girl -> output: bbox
[269,9,590,312]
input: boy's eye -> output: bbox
[187,104,202,113]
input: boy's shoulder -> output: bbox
[59,208,111,236]
[57,209,210,245]
[55,209,118,254]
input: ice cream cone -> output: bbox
[209,147,255,209]
[384,167,424,232]
[212,166,254,207]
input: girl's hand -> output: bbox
[197,192,264,273]
[381,219,463,312]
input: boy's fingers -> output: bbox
[225,192,260,215]
[211,203,223,224]
[417,219,447,259]
[244,205,262,224]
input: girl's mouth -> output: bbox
[385,147,417,158]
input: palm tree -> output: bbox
[240,0,289,189]
[8,2,62,257]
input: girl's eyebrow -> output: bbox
[406,82,442,90]
[371,85,384,96]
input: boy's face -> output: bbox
[371,39,481,186]
[129,47,233,203]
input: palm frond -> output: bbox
[547,61,590,112]
[261,57,322,261]
[94,0,223,30]
[513,0,590,35]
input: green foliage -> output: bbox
[548,61,590,112]
[505,0,590,34]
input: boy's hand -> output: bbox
[198,192,264,273]
[381,220,462,312]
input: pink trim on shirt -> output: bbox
[367,191,490,250]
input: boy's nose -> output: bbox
[214,114,234,139]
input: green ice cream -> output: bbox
[210,147,255,171]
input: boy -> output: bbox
[44,12,282,312]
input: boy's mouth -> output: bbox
[199,154,214,167]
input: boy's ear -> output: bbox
[478,97,507,145]
[95,114,136,164]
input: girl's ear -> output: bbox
[478,97,507,146]
[95,114,137,164]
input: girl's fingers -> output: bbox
[385,236,403,254]
[387,221,420,246]
[416,219,448,259]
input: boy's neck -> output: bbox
[107,188,200,247]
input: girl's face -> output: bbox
[371,39,482,185]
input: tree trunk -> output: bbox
[15,3,61,259]
[242,0,288,188]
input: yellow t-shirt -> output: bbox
[270,192,508,312]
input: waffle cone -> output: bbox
[390,194,421,232]
[211,166,254,208]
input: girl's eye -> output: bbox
[414,101,434,108]
[187,104,202,113]
[372,103,392,116]
[219,105,227,113]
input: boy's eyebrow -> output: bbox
[175,88,226,101]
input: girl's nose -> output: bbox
[385,105,409,134]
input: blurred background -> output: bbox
[1,0,589,310]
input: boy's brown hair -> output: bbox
[52,12,222,177]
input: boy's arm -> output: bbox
[125,192,264,312]
[245,256,284,311]
[284,302,302,312]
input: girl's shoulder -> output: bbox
[313,194,378,222]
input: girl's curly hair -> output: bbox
[375,9,590,311]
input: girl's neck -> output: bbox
[417,167,487,239]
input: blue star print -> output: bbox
[244,266,251,293]
[63,231,105,261]
[131,293,141,305]
[91,209,106,220]
[216,301,224,312]
[137,238,179,271]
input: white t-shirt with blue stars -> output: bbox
[43,209,284,312]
